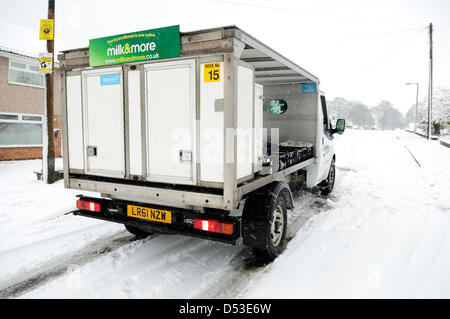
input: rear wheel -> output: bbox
[252,195,288,261]
[125,224,152,239]
[319,158,336,196]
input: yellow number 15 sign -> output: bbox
[204,62,221,82]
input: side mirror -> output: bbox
[332,119,346,135]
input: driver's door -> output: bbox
[318,95,334,181]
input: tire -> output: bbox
[319,158,336,196]
[253,194,288,261]
[125,224,152,239]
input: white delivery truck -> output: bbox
[59,25,345,261]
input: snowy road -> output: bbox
[0,130,449,298]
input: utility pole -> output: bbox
[44,0,55,183]
[427,22,433,140]
[406,82,419,133]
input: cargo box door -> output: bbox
[145,60,196,185]
[82,68,125,178]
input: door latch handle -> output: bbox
[179,150,192,163]
[87,145,97,157]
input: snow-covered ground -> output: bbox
[0,130,449,298]
[244,130,450,298]
[441,136,450,147]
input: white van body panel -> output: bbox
[82,68,125,178]
[127,70,142,176]
[66,74,84,171]
[306,90,335,187]
[199,61,224,183]
[145,59,196,185]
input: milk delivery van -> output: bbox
[59,25,345,261]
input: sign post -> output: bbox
[40,0,55,184]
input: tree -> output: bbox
[372,100,405,130]
[417,87,450,135]
[405,104,416,124]
[327,97,351,121]
[328,98,373,128]
[329,97,405,130]
[349,102,374,128]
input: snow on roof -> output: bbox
[0,45,39,59]
[0,44,60,67]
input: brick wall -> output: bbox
[0,115,62,161]
[0,52,62,161]
[0,146,42,161]
[0,55,61,115]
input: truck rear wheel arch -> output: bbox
[242,181,293,261]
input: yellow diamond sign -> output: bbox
[39,19,54,40]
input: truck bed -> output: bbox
[264,142,314,171]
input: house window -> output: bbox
[0,114,19,120]
[0,113,43,147]
[8,59,44,88]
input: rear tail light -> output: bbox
[76,200,101,212]
[193,219,234,235]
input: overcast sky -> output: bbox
[1,0,449,114]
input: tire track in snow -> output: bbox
[4,193,326,299]
[201,133,366,298]
[202,191,332,299]
[388,133,445,287]
[4,132,365,298]
[0,231,143,298]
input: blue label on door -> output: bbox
[100,73,121,86]
[302,83,317,94]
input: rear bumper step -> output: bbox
[72,196,241,245]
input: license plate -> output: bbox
[127,205,172,224]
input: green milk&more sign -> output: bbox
[89,25,180,67]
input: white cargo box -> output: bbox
[65,58,261,186]
[60,26,321,211]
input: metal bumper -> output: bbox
[73,196,241,245]
[69,178,228,210]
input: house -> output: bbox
[0,46,61,160]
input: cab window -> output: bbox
[320,95,330,132]
[263,99,288,115]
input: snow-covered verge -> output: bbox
[0,159,123,293]
[440,136,450,147]
[1,130,449,298]
[0,160,245,298]
[243,130,450,298]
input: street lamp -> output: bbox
[406,82,419,133]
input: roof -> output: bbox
[182,26,319,84]
[0,45,60,67]
[60,25,319,84]
[0,45,39,60]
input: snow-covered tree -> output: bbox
[349,102,374,128]
[328,98,374,128]
[405,104,416,124]
[417,87,450,135]
[327,97,351,121]
[372,100,405,130]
